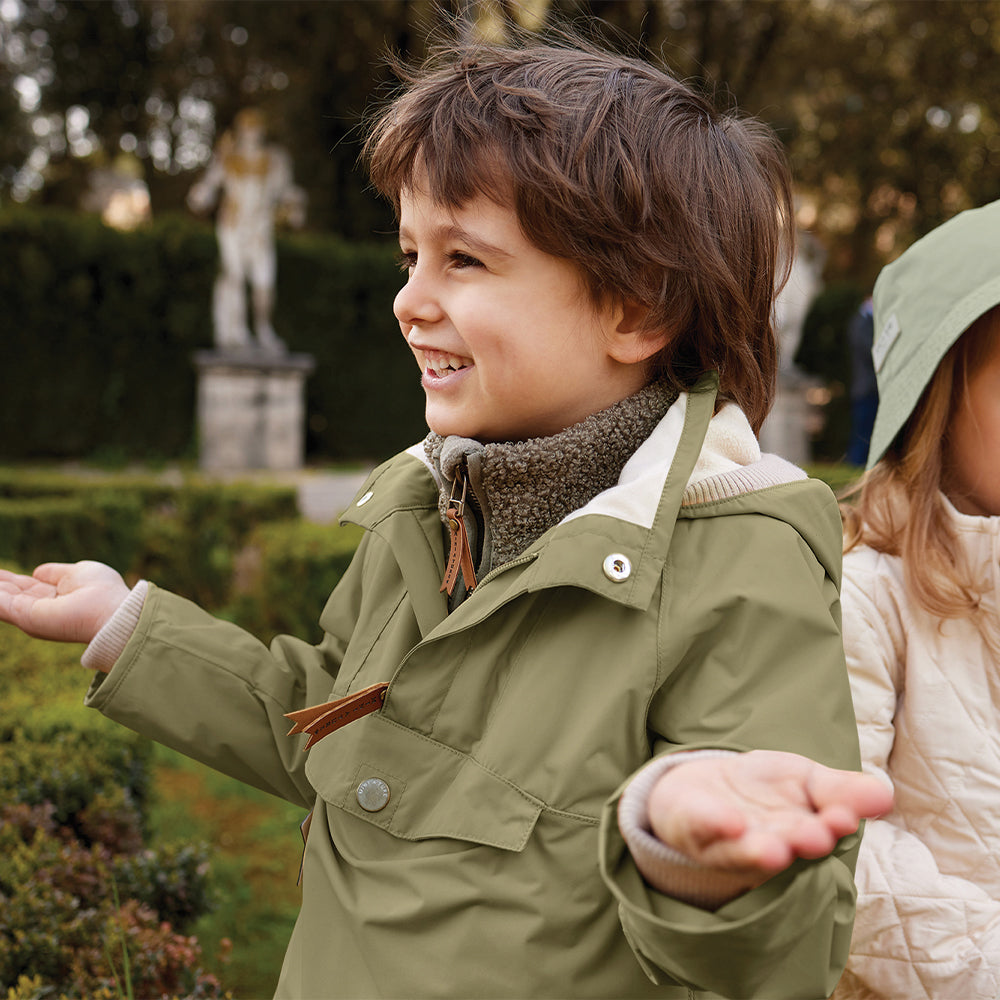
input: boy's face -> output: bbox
[395,184,653,443]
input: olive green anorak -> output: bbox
[86,380,861,999]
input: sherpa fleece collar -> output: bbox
[423,380,677,569]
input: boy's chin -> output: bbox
[425,409,477,441]
[427,421,477,440]
[425,408,521,443]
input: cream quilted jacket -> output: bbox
[836,497,1000,999]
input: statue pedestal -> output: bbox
[194,350,315,472]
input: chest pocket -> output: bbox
[304,711,542,852]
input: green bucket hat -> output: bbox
[866,198,1000,469]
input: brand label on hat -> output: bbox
[872,313,900,373]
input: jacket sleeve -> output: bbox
[83,533,374,809]
[600,506,862,1000]
[840,563,1000,999]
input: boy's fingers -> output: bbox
[784,813,842,859]
[651,785,747,852]
[808,768,893,819]
[33,562,76,585]
[0,570,37,590]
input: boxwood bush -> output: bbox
[0,469,299,609]
[227,519,365,643]
[0,629,224,998]
[0,466,367,997]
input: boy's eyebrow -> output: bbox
[398,222,514,260]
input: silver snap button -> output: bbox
[603,553,631,582]
[356,777,390,812]
[356,490,373,507]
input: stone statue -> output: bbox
[758,230,827,465]
[188,108,306,354]
[773,230,827,374]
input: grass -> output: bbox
[806,461,865,497]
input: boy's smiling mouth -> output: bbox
[422,349,472,378]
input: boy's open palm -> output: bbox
[0,561,129,646]
[650,750,892,881]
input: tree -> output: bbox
[578,0,1000,282]
[2,0,999,278]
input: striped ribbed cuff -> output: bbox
[80,580,148,671]
[617,749,752,909]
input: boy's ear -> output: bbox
[608,300,670,365]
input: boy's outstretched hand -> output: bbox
[0,561,129,646]
[650,750,892,884]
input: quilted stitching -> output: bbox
[836,517,1000,999]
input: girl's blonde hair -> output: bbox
[842,305,1000,623]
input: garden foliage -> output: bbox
[0,471,365,997]
[228,519,364,644]
[0,629,226,998]
[0,469,298,609]
[0,208,426,465]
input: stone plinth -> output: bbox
[194,350,315,472]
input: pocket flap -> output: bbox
[304,713,542,852]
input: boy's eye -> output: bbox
[449,251,483,269]
[394,249,484,273]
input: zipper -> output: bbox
[440,468,478,596]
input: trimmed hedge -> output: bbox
[0,469,299,609]
[0,494,143,571]
[0,210,213,463]
[0,207,425,464]
[796,281,868,463]
[0,466,367,997]
[133,482,300,608]
[0,630,224,998]
[228,519,365,643]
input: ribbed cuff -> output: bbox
[80,580,148,671]
[618,749,751,909]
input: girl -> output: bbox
[837,199,1000,999]
[0,37,888,999]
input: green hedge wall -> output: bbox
[0,210,213,462]
[0,208,426,464]
[796,281,867,463]
[0,466,366,627]
[0,494,143,571]
[228,519,365,644]
[0,469,300,610]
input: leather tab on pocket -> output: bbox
[285,682,389,750]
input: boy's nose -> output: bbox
[393,271,445,329]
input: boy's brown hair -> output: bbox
[363,37,795,432]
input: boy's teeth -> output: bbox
[427,352,467,374]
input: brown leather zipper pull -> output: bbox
[285,681,389,751]
[440,474,477,596]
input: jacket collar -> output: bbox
[342,376,720,619]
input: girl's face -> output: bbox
[943,323,1000,516]
[393,184,662,443]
